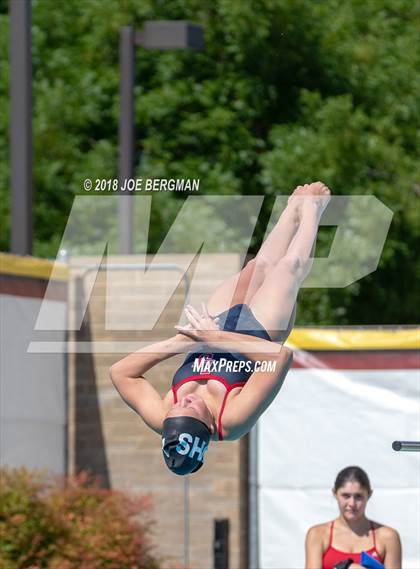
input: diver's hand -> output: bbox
[171,332,197,350]
[175,303,220,341]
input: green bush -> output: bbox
[0,468,161,569]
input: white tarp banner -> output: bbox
[258,366,420,569]
[0,295,67,473]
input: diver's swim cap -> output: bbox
[162,416,211,475]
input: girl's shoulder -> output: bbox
[307,520,333,533]
[372,522,400,541]
[306,520,333,545]
[372,522,402,560]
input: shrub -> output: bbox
[0,468,161,569]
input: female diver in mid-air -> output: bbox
[110,182,331,475]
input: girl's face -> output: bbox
[334,480,371,522]
[167,393,215,433]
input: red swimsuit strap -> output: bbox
[370,521,377,550]
[328,521,335,548]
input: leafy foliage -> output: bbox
[0,468,160,569]
[0,0,418,323]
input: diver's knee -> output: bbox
[248,256,272,276]
[272,254,308,281]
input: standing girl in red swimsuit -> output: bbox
[305,466,402,569]
[110,182,330,475]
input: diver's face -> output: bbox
[334,481,371,522]
[167,393,214,433]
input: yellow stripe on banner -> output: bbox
[286,328,420,350]
[0,253,68,282]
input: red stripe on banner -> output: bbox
[292,350,420,369]
[0,275,67,302]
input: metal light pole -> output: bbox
[118,21,204,568]
[10,0,32,255]
[118,21,204,254]
[118,27,135,255]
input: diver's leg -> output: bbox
[248,183,330,341]
[205,257,267,316]
[206,189,304,315]
[253,186,308,266]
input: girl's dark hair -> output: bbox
[333,466,372,493]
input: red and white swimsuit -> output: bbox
[322,521,384,569]
[172,303,272,440]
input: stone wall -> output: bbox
[67,254,248,569]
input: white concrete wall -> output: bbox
[0,294,67,473]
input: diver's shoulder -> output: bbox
[375,523,400,540]
[306,521,331,539]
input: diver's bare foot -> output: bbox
[287,185,308,221]
[305,181,331,214]
[288,182,331,219]
[290,181,331,215]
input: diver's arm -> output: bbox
[221,345,293,440]
[304,525,324,569]
[110,334,195,380]
[205,330,284,360]
[109,334,195,434]
[382,527,402,569]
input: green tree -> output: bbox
[0,0,418,323]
